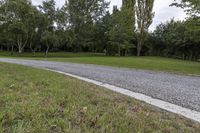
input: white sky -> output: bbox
[32,0,187,31]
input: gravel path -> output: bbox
[0,58,200,112]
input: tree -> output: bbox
[1,0,39,54]
[8,21,28,54]
[170,0,200,60]
[0,23,15,54]
[108,7,135,56]
[41,31,57,57]
[39,0,56,27]
[135,0,155,56]
[56,3,69,30]
[171,0,200,16]
[2,0,28,54]
[151,18,200,60]
[25,6,44,56]
[66,0,109,52]
[122,0,135,27]
[92,11,111,53]
[39,0,57,56]
[184,17,200,60]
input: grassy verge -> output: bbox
[0,62,200,132]
[1,51,200,75]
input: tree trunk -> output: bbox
[33,50,36,57]
[7,46,10,51]
[17,36,23,54]
[182,53,185,60]
[18,43,23,54]
[18,48,22,54]
[45,45,49,57]
[30,42,36,57]
[118,45,121,56]
[189,51,193,61]
[137,29,145,57]
[125,49,127,56]
[137,41,142,56]
[11,45,14,56]
[17,34,28,55]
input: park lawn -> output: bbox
[0,51,104,58]
[41,56,200,75]
[0,51,200,75]
[0,63,200,132]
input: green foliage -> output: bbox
[108,7,135,56]
[170,0,200,16]
[0,0,199,60]
[39,0,56,27]
[0,0,41,53]
[41,31,58,56]
[91,12,111,53]
[66,0,109,52]
[8,22,27,35]
[122,0,135,26]
[151,18,200,60]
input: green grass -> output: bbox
[1,51,200,75]
[0,63,200,132]
[0,51,105,58]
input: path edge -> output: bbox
[47,68,200,123]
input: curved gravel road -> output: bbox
[0,58,200,112]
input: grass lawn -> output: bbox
[1,51,200,75]
[0,62,200,132]
[0,51,104,58]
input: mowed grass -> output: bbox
[0,63,200,132]
[1,51,200,75]
[0,51,104,58]
[42,56,200,75]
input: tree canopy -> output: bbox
[171,0,200,16]
[0,0,199,60]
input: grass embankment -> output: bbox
[1,51,200,75]
[0,62,200,132]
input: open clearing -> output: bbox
[0,62,200,132]
[0,52,200,75]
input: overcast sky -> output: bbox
[32,0,187,31]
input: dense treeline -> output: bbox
[149,18,200,60]
[147,0,200,60]
[0,0,135,56]
[0,0,199,60]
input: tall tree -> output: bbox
[92,11,111,53]
[66,0,109,52]
[41,30,57,56]
[2,0,35,54]
[39,0,57,56]
[39,0,56,27]
[122,0,135,26]
[56,3,69,30]
[108,7,135,56]
[135,0,155,56]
